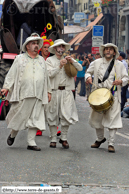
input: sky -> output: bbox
[0,0,4,4]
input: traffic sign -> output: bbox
[92,36,103,47]
[92,41,103,47]
[93,25,104,36]
[92,36,103,41]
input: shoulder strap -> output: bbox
[98,58,115,83]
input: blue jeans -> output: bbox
[121,84,128,111]
[121,106,129,118]
[75,77,86,96]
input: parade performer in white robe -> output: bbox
[1,36,51,151]
[45,39,82,148]
[85,43,129,153]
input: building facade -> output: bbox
[123,0,129,51]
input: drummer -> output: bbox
[85,43,128,153]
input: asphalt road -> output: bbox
[0,94,129,193]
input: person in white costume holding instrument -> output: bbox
[45,39,82,149]
[85,43,128,153]
[1,36,51,151]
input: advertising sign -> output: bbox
[53,0,61,5]
[97,7,102,16]
[92,47,99,54]
[0,4,2,18]
[91,0,101,2]
[74,12,85,23]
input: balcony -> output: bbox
[101,0,117,7]
[101,0,117,17]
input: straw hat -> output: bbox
[22,36,43,52]
[31,32,40,37]
[99,43,119,59]
[48,39,71,54]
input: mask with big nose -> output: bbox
[34,46,39,51]
[56,45,65,55]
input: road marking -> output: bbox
[116,143,129,146]
[105,129,129,140]
[116,132,129,140]
[125,133,129,136]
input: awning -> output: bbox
[64,25,91,34]
[69,13,103,47]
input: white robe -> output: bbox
[45,90,78,126]
[45,55,82,126]
[3,52,51,131]
[85,57,129,129]
[6,98,46,131]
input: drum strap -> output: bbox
[98,58,115,83]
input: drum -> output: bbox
[88,88,114,113]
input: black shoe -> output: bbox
[91,138,106,148]
[108,145,115,153]
[7,134,15,146]
[50,142,56,148]
[27,146,41,151]
[59,139,69,149]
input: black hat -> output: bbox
[119,51,126,59]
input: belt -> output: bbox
[58,86,65,90]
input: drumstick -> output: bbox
[109,85,113,91]
[104,77,120,96]
[91,82,98,88]
[104,87,112,97]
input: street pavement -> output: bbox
[0,94,129,194]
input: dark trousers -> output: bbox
[121,106,129,118]
[72,90,76,99]
[75,77,86,96]
[121,84,128,111]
